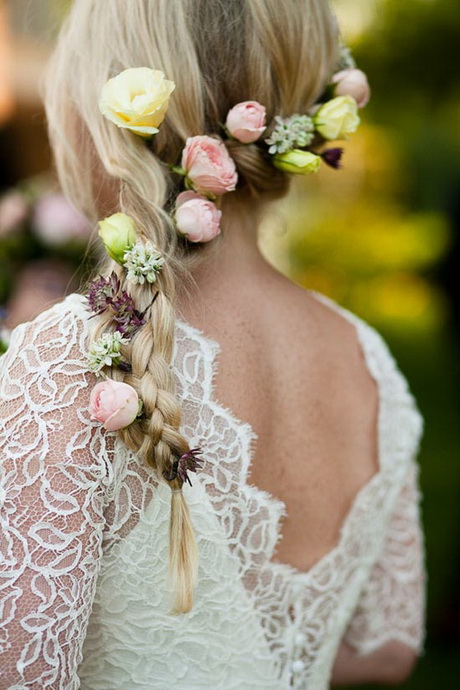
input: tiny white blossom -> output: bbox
[265,114,315,155]
[88,331,129,374]
[123,241,165,285]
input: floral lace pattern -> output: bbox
[0,292,425,689]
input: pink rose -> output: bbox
[331,68,371,109]
[175,191,222,243]
[181,135,238,196]
[89,380,140,431]
[32,193,92,245]
[225,101,267,144]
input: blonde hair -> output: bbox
[44,0,339,614]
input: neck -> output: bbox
[176,198,274,319]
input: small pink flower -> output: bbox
[226,101,267,144]
[0,191,28,236]
[181,135,238,196]
[33,193,92,245]
[175,191,222,243]
[89,380,140,431]
[331,68,371,109]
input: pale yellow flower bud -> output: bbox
[98,213,137,264]
[314,95,360,141]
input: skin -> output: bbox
[176,199,419,685]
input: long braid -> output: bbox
[89,256,199,614]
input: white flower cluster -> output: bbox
[88,331,129,374]
[265,114,315,154]
[123,241,165,285]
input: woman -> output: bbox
[0,1,425,688]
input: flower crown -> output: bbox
[98,45,370,244]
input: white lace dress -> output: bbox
[0,292,425,690]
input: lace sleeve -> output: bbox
[343,457,426,656]
[0,301,115,689]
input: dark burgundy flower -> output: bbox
[112,291,146,338]
[87,272,120,314]
[321,147,344,169]
[176,447,204,486]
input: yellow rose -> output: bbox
[273,149,322,175]
[314,95,360,140]
[98,213,137,264]
[99,68,175,137]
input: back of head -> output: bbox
[46,0,338,220]
[44,0,339,614]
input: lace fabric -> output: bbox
[0,292,426,689]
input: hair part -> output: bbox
[44,0,339,614]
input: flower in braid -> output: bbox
[87,212,203,614]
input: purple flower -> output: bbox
[321,148,344,169]
[87,272,120,314]
[86,271,147,340]
[112,291,146,338]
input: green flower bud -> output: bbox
[273,149,322,175]
[98,213,137,264]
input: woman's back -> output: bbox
[178,257,380,573]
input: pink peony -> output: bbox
[0,191,28,236]
[225,101,267,144]
[32,193,92,245]
[331,68,371,109]
[175,191,222,243]
[89,380,140,431]
[181,135,238,196]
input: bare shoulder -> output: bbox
[265,273,370,381]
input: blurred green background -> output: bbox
[0,0,459,685]
[264,1,460,685]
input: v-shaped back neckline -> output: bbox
[65,289,421,584]
[175,290,387,582]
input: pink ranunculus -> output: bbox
[181,135,238,196]
[32,193,92,246]
[0,191,28,236]
[175,191,222,243]
[89,380,140,432]
[226,101,267,144]
[331,68,371,109]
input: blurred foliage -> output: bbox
[265,0,460,686]
[353,0,460,215]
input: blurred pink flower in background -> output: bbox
[0,191,28,236]
[32,193,92,245]
[331,68,371,109]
